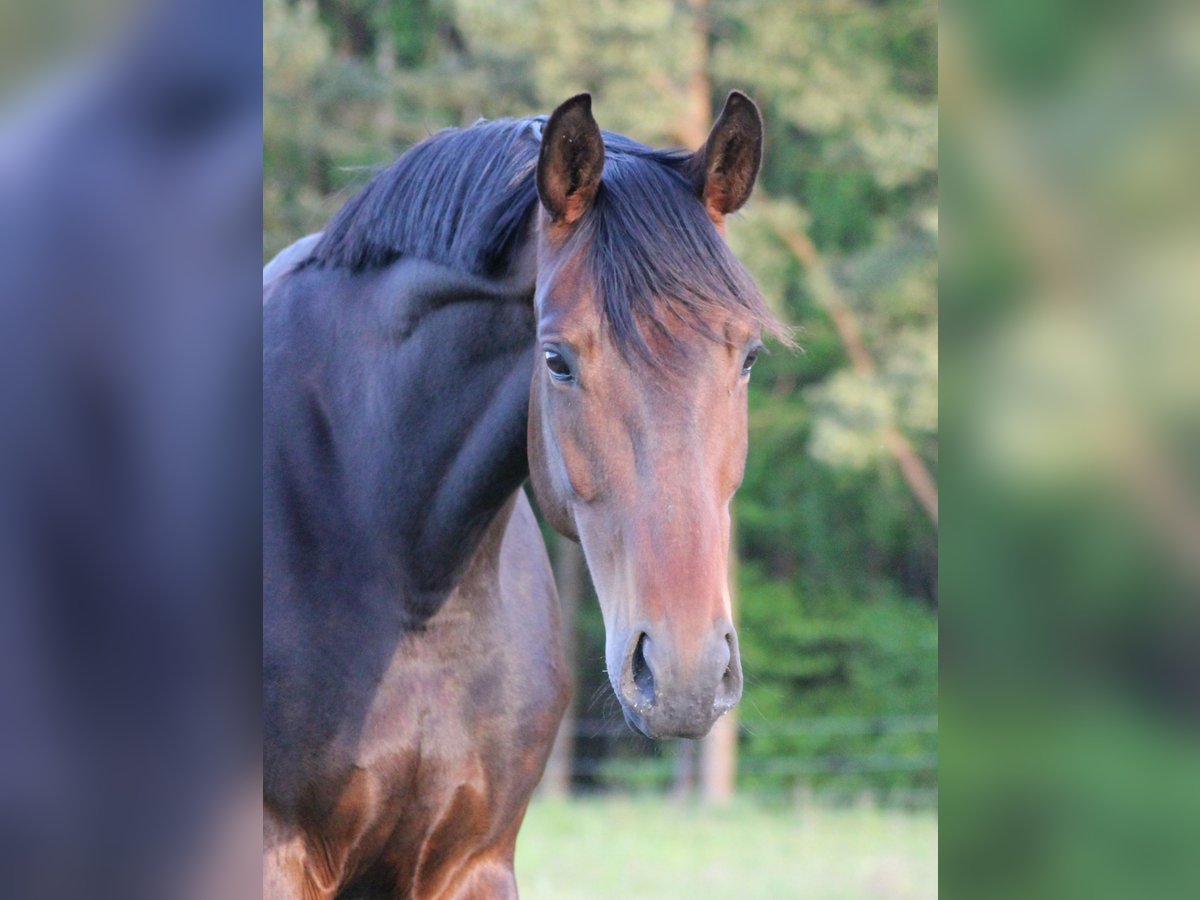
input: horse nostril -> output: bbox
[630,632,655,708]
[715,631,742,713]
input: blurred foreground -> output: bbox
[942,0,1200,897]
[1,1,261,898]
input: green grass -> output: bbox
[515,796,937,900]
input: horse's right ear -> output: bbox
[537,94,605,226]
[689,91,764,226]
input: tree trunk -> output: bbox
[672,740,698,802]
[676,0,713,148]
[700,531,738,804]
[374,26,398,138]
[700,712,738,804]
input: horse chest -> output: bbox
[318,495,568,895]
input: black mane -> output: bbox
[306,117,788,357]
[308,118,541,278]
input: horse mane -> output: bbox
[305,117,790,358]
[306,118,541,277]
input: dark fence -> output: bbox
[554,714,938,806]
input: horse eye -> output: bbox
[544,349,574,382]
[741,349,760,376]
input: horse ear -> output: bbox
[690,91,763,223]
[537,94,605,226]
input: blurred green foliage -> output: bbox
[264,0,937,796]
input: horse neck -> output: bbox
[264,258,537,624]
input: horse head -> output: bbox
[528,93,781,739]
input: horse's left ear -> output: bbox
[537,94,606,226]
[689,91,763,224]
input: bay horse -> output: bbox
[264,92,785,899]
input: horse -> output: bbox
[263,92,786,899]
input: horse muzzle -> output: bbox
[611,622,743,740]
